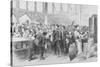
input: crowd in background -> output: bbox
[12,20,97,61]
[12,20,89,39]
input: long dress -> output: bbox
[69,43,78,61]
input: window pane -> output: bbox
[19,0,26,9]
[28,1,34,11]
[54,3,60,14]
[37,2,43,13]
[48,3,53,14]
[12,0,16,9]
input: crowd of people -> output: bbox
[12,20,92,61]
